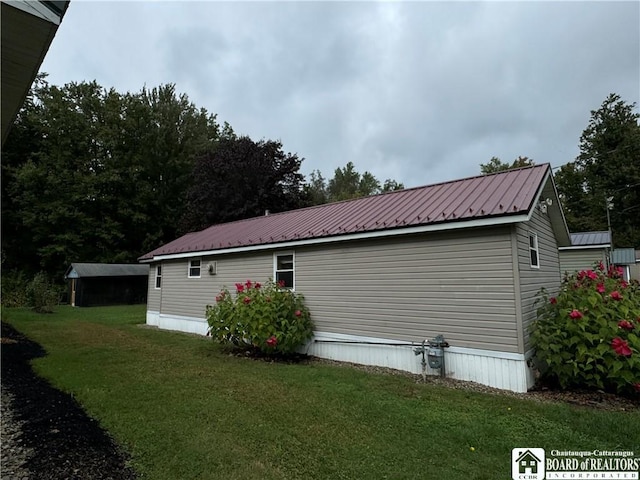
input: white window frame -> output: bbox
[155,265,162,289]
[273,251,295,290]
[529,232,540,269]
[188,258,202,278]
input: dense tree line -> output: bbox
[305,162,404,204]
[1,77,405,287]
[2,76,231,278]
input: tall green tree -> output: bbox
[305,170,328,205]
[555,93,640,247]
[480,156,535,174]
[319,161,403,203]
[1,78,227,277]
[179,136,308,233]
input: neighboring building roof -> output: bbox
[611,248,636,265]
[140,164,569,261]
[570,231,611,246]
[65,263,149,279]
[1,0,70,145]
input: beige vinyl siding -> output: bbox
[559,249,608,276]
[147,263,161,312]
[515,206,562,352]
[159,252,272,319]
[296,226,519,353]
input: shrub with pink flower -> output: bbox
[532,262,640,395]
[206,279,313,355]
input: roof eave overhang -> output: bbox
[139,213,530,263]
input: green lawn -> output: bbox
[3,306,639,480]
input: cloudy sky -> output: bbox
[41,1,639,187]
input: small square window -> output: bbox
[274,253,294,289]
[188,259,201,278]
[529,233,540,268]
[155,265,162,289]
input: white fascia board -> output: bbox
[524,169,551,222]
[558,245,610,251]
[5,0,62,24]
[147,213,529,262]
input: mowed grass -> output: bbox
[4,306,639,480]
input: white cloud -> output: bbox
[40,1,640,186]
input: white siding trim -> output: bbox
[142,214,530,262]
[157,313,208,335]
[146,310,160,326]
[308,331,532,392]
[5,0,63,24]
[558,245,610,250]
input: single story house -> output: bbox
[558,231,611,276]
[64,263,149,307]
[139,164,570,392]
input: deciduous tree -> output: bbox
[555,94,640,247]
[179,136,308,233]
[480,156,534,174]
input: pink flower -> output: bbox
[255,282,261,289]
[243,296,251,304]
[245,279,253,289]
[586,270,598,280]
[235,283,245,293]
[597,261,605,271]
[610,291,623,301]
[620,280,629,289]
[549,297,557,304]
[215,294,223,303]
[294,309,302,317]
[266,335,278,347]
[618,320,634,331]
[277,280,286,288]
[611,337,632,357]
[634,383,640,393]
[569,309,583,320]
[596,283,605,294]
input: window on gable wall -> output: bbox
[155,265,162,289]
[188,259,201,278]
[529,233,540,268]
[274,252,294,289]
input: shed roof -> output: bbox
[140,163,568,261]
[570,231,611,246]
[65,263,149,279]
[611,248,636,265]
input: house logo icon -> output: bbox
[512,448,545,480]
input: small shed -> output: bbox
[64,263,149,307]
[559,231,611,275]
[610,248,637,281]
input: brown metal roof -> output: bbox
[139,164,550,260]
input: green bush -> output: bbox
[1,270,30,307]
[531,262,640,395]
[26,272,61,313]
[206,279,314,355]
